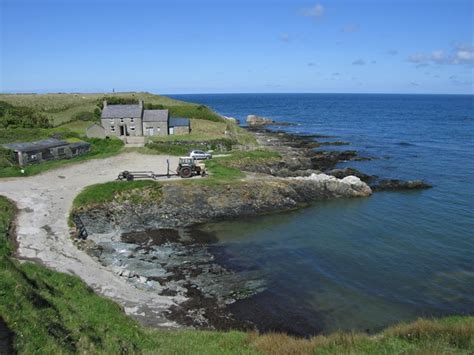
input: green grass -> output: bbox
[72,180,163,210]
[0,138,124,178]
[144,142,194,156]
[151,119,257,146]
[214,149,281,168]
[1,195,473,354]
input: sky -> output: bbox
[1,0,473,94]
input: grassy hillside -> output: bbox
[0,92,194,125]
[0,92,223,125]
[1,195,473,353]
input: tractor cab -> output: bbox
[177,157,207,178]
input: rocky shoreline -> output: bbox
[75,126,431,333]
[243,126,432,191]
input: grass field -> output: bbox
[151,118,257,145]
[0,92,192,125]
[1,195,473,354]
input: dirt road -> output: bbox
[0,152,182,327]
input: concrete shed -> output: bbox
[2,138,91,166]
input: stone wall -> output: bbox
[143,121,168,136]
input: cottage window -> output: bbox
[130,126,135,131]
[120,118,124,123]
[111,126,115,132]
[131,118,134,123]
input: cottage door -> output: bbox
[147,127,154,135]
[120,126,125,136]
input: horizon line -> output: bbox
[0,90,472,96]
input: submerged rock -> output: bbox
[371,179,432,191]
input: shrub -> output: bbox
[0,147,16,168]
[94,107,101,119]
[0,101,52,129]
[72,111,95,121]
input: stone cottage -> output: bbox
[94,100,190,139]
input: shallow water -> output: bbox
[170,93,474,335]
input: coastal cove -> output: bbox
[166,93,474,334]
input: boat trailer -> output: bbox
[116,159,176,181]
[117,158,208,181]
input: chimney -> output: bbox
[103,100,107,108]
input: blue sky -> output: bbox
[1,0,473,94]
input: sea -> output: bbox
[169,93,474,336]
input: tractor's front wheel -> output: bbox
[179,167,192,178]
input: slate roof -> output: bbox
[68,142,91,149]
[3,138,69,153]
[169,117,190,127]
[101,104,143,118]
[143,109,169,122]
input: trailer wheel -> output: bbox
[179,167,192,178]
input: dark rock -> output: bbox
[371,179,433,191]
[309,151,358,170]
[0,318,16,355]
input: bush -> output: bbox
[0,101,52,129]
[72,111,95,121]
[94,107,101,119]
[0,147,16,168]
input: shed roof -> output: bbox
[169,117,190,127]
[68,141,91,149]
[3,138,69,153]
[143,109,169,122]
[101,104,143,118]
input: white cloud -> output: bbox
[408,53,428,63]
[352,59,366,65]
[408,43,474,66]
[301,4,325,18]
[280,33,290,42]
[341,24,359,33]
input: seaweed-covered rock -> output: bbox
[372,179,432,191]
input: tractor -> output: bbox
[176,157,207,178]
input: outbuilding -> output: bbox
[2,138,91,166]
[169,117,191,135]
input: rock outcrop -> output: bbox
[246,115,274,126]
[371,179,432,191]
[78,176,372,234]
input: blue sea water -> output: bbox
[170,93,474,335]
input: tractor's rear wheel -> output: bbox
[179,167,192,178]
[126,174,134,181]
